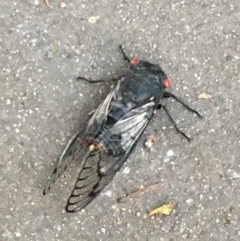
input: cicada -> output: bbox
[43,46,202,212]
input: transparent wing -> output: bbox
[43,82,121,195]
[66,102,155,212]
[43,129,85,195]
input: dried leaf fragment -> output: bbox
[148,203,173,217]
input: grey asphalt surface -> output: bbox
[1,1,240,240]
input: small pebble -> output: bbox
[186,198,193,205]
[123,166,130,174]
[166,149,174,157]
[88,16,100,24]
[34,0,40,6]
[6,99,11,105]
[60,2,66,8]
[198,92,211,100]
[15,232,21,237]
[104,190,112,197]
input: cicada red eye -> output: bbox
[163,78,171,89]
[130,58,140,65]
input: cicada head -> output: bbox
[130,58,171,90]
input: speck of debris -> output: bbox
[15,232,21,237]
[60,2,66,8]
[104,190,112,197]
[166,149,174,157]
[122,166,130,174]
[144,134,157,150]
[144,139,154,149]
[232,172,240,179]
[88,16,100,24]
[57,225,61,232]
[164,157,170,163]
[198,92,211,99]
[136,211,141,217]
[34,0,40,6]
[186,198,194,205]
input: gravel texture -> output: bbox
[1,1,240,240]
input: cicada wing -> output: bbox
[86,80,121,134]
[66,102,155,212]
[43,83,121,195]
[43,129,87,195]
